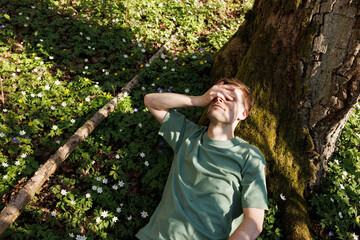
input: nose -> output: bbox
[216,97,223,103]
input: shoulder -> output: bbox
[236,137,266,165]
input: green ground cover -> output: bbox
[0,0,358,239]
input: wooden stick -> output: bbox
[0,76,4,104]
[0,41,171,235]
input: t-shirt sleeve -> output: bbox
[158,109,202,153]
[240,146,268,210]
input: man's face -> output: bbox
[207,86,248,126]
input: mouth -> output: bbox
[213,104,225,111]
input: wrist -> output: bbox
[190,96,205,107]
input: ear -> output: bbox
[237,109,248,121]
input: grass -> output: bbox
[0,0,358,239]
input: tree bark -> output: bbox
[209,0,360,239]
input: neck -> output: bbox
[207,122,235,140]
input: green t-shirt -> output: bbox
[136,109,268,240]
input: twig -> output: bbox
[0,41,171,236]
[0,76,4,104]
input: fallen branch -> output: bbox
[0,76,4,104]
[0,41,171,235]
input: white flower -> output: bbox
[86,193,91,198]
[96,177,102,181]
[3,108,8,112]
[118,181,125,187]
[184,88,190,93]
[145,63,150,67]
[92,185,97,191]
[51,211,57,217]
[12,73,16,77]
[69,233,74,238]
[102,178,108,184]
[37,93,42,98]
[15,161,21,166]
[141,49,146,53]
[56,140,60,144]
[163,66,167,69]
[61,102,67,107]
[2,162,8,167]
[124,54,128,58]
[34,68,38,72]
[115,154,120,159]
[353,233,359,240]
[86,36,91,41]
[112,185,118,190]
[85,97,90,102]
[70,200,76,205]
[53,125,58,130]
[19,130,26,136]
[97,187,103,193]
[49,56,54,60]
[61,189,67,195]
[95,84,99,88]
[340,183,345,190]
[330,198,334,202]
[339,212,343,219]
[101,210,108,218]
[334,159,340,165]
[0,132,5,137]
[3,175,8,180]
[45,85,50,90]
[116,207,122,213]
[54,80,60,85]
[120,203,124,207]
[144,161,149,167]
[161,53,166,59]
[280,193,286,201]
[151,83,155,87]
[96,217,101,223]
[51,106,55,110]
[122,38,126,42]
[112,216,118,222]
[123,92,128,97]
[171,68,175,72]
[70,119,76,124]
[164,59,168,63]
[17,68,21,72]
[21,91,26,95]
[141,211,148,218]
[127,215,132,220]
[21,153,27,158]
[140,152,145,158]
[138,123,142,128]
[142,87,145,90]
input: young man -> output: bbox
[136,78,268,240]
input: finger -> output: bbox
[217,81,224,85]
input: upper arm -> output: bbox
[243,208,265,231]
[148,108,168,124]
[229,208,265,240]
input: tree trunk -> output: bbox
[209,0,360,238]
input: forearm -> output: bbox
[144,92,203,111]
